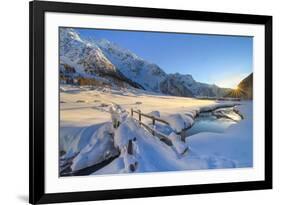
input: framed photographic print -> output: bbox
[29,0,272,204]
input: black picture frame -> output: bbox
[29,1,272,204]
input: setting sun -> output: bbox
[234,85,240,90]
[216,73,248,89]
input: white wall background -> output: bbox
[0,0,279,204]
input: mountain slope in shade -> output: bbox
[225,73,253,99]
[238,73,253,99]
[160,73,231,97]
[160,74,194,97]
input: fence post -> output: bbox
[152,117,155,136]
[127,139,137,172]
[138,110,141,123]
[127,139,133,155]
[131,108,133,116]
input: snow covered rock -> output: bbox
[60,125,100,160]
[163,113,194,133]
[147,110,161,118]
[212,107,242,121]
[185,109,200,118]
[71,123,118,171]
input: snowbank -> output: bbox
[71,123,118,171]
[163,114,194,133]
[60,124,103,159]
[199,102,239,112]
[147,111,161,118]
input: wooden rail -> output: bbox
[131,109,169,125]
[131,109,172,146]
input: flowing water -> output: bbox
[187,107,242,137]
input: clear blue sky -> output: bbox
[76,28,253,88]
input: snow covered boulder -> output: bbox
[147,111,160,118]
[60,125,101,160]
[71,123,118,172]
[163,114,194,133]
[184,109,199,118]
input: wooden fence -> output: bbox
[131,109,173,146]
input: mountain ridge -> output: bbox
[60,28,233,97]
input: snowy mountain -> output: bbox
[160,73,231,97]
[59,28,232,97]
[59,28,143,89]
[95,39,166,92]
[160,74,194,97]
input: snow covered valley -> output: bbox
[59,85,253,176]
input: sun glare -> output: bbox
[234,85,240,90]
